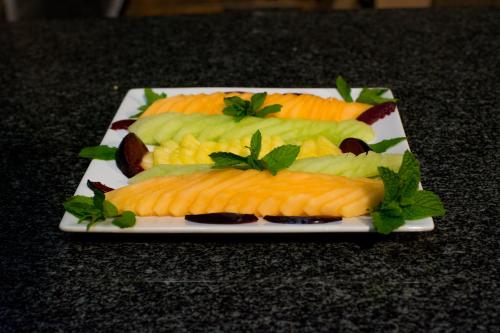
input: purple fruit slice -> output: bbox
[111,119,136,130]
[87,180,114,193]
[357,102,396,124]
[339,138,372,155]
[185,213,258,224]
[264,216,341,224]
[116,133,149,177]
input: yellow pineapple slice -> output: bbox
[140,92,371,121]
[106,169,384,217]
[140,152,154,170]
[147,135,341,167]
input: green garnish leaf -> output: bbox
[371,151,445,234]
[356,88,398,105]
[79,145,118,160]
[250,93,266,112]
[398,150,420,180]
[63,183,134,230]
[336,76,353,102]
[130,88,167,118]
[256,104,282,117]
[378,167,400,203]
[103,201,119,218]
[372,211,405,235]
[87,180,105,210]
[335,76,398,105]
[63,196,102,221]
[369,137,406,153]
[210,130,300,175]
[210,152,248,168]
[402,191,445,220]
[112,211,136,228]
[250,130,262,161]
[262,145,300,176]
[398,151,420,199]
[222,93,282,121]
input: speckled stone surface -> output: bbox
[0,9,499,332]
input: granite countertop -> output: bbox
[1,8,499,332]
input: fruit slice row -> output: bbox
[140,92,371,122]
[148,134,341,165]
[129,112,375,146]
[106,169,384,217]
[130,152,402,184]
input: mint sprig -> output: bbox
[372,151,445,234]
[210,130,300,175]
[79,145,118,160]
[63,181,136,230]
[223,93,282,122]
[336,76,353,102]
[335,76,398,105]
[356,88,398,105]
[130,88,167,118]
[368,137,406,153]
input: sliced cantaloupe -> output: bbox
[139,92,371,121]
[106,169,384,218]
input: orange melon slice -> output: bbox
[106,170,383,218]
[140,92,371,121]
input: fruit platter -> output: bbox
[60,77,444,234]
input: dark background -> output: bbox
[1,8,499,332]
[2,0,500,21]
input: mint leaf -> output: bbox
[380,201,403,217]
[79,145,117,160]
[369,137,406,153]
[372,151,444,234]
[336,76,353,102]
[356,88,398,105]
[210,131,299,175]
[222,104,246,122]
[378,167,400,203]
[250,130,262,161]
[256,104,282,117]
[103,201,119,218]
[402,191,445,220]
[63,196,102,220]
[247,156,265,171]
[398,151,420,179]
[372,210,405,234]
[262,145,300,175]
[145,88,165,103]
[223,97,249,122]
[224,96,248,108]
[398,151,420,198]
[112,211,136,228]
[130,88,167,118]
[251,93,266,112]
[87,180,105,210]
[222,93,282,121]
[64,188,133,230]
[210,152,248,168]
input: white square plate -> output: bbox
[60,88,434,233]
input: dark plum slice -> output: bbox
[339,138,372,155]
[111,119,136,130]
[87,180,114,193]
[356,102,396,125]
[264,216,341,224]
[185,213,258,224]
[116,133,149,178]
